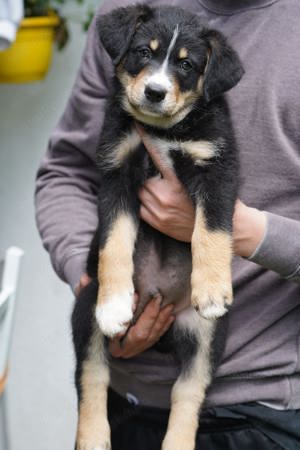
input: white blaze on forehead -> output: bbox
[146,25,180,91]
[163,24,180,70]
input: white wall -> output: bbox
[0,9,101,449]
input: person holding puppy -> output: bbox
[35,0,300,448]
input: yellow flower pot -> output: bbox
[0,14,60,83]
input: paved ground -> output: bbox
[0,21,88,450]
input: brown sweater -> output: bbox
[35,0,300,409]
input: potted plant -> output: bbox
[0,0,94,83]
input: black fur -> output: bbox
[72,5,244,449]
[71,279,98,401]
[97,4,154,66]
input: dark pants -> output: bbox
[108,389,300,450]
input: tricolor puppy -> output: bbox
[72,4,244,450]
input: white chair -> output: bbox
[0,247,24,450]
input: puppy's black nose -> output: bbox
[145,84,166,103]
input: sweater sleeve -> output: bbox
[248,212,300,284]
[34,11,113,292]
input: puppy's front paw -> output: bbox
[191,277,232,320]
[95,291,134,337]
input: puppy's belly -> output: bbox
[133,232,192,318]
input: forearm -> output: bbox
[35,9,113,291]
[35,167,98,290]
[137,134,300,283]
[248,211,300,283]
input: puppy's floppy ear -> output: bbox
[202,29,244,103]
[97,4,153,66]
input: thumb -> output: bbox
[75,273,92,296]
[135,123,179,183]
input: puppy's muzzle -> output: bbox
[145,83,167,103]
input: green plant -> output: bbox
[24,0,95,49]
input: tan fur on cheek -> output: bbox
[117,66,150,106]
[126,67,152,105]
[173,84,198,111]
[163,78,195,114]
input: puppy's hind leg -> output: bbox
[162,309,216,450]
[75,325,111,450]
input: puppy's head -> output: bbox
[98,5,244,128]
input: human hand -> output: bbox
[136,124,195,242]
[233,199,266,258]
[109,293,175,358]
[75,273,92,296]
[136,125,267,258]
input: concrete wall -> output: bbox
[0,6,102,449]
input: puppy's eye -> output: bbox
[180,60,193,72]
[138,47,151,60]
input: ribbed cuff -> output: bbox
[248,212,300,282]
[63,251,89,293]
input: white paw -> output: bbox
[192,286,232,320]
[200,301,228,319]
[96,291,134,337]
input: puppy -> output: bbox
[72,4,244,450]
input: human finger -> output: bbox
[136,123,179,182]
[108,336,125,358]
[108,295,162,358]
[148,304,175,342]
[138,187,167,223]
[140,204,161,230]
[75,273,92,296]
[130,294,163,339]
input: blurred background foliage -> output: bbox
[24,0,95,48]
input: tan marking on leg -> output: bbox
[105,129,141,168]
[191,206,233,318]
[76,327,111,450]
[98,213,137,298]
[96,213,137,336]
[150,39,159,51]
[180,140,217,165]
[163,319,215,450]
[178,47,188,59]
